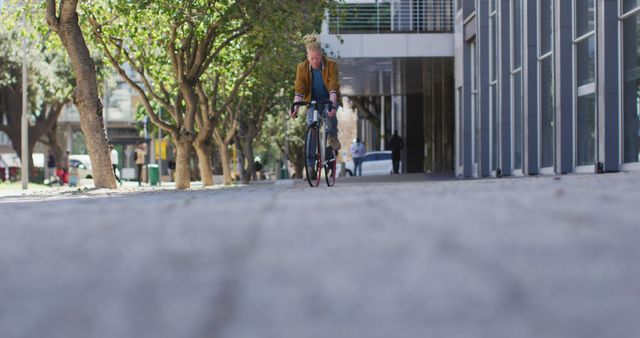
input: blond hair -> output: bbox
[303,33,322,52]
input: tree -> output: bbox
[88,1,260,189]
[45,0,117,189]
[256,110,307,179]
[0,20,71,180]
[201,0,330,185]
[195,40,261,186]
[89,0,335,188]
[233,62,293,183]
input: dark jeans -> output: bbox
[392,157,401,174]
[137,164,143,185]
[112,165,121,183]
[353,157,363,176]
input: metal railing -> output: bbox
[328,0,454,34]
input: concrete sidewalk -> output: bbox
[0,172,639,338]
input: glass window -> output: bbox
[575,0,595,37]
[576,93,596,166]
[623,12,640,163]
[490,16,497,81]
[464,0,476,17]
[511,0,523,171]
[540,0,553,54]
[491,85,498,170]
[576,37,596,86]
[623,0,640,14]
[471,41,479,170]
[540,56,554,167]
[458,87,463,165]
[574,0,596,168]
[0,131,9,145]
[490,7,498,171]
[513,71,523,170]
[512,0,523,68]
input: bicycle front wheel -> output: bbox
[304,124,321,187]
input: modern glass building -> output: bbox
[455,0,640,177]
[323,0,640,178]
[322,0,457,174]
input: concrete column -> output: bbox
[460,0,477,177]
[498,0,512,176]
[478,0,491,177]
[463,38,474,177]
[554,0,574,174]
[379,70,385,150]
[596,0,620,172]
[523,0,539,175]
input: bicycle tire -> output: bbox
[325,148,336,187]
[304,124,321,187]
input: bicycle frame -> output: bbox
[310,102,330,171]
[292,99,336,187]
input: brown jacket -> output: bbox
[294,56,341,104]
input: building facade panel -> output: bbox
[455,0,639,177]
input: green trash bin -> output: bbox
[33,167,45,184]
[147,164,159,186]
[279,164,289,180]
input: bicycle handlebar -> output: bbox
[290,99,334,114]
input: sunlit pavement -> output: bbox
[1,172,639,338]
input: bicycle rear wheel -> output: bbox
[304,124,321,187]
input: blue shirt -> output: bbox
[311,68,329,101]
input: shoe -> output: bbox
[328,135,341,151]
[326,147,335,161]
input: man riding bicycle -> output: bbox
[290,34,341,178]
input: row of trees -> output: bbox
[0,0,331,189]
[0,23,74,180]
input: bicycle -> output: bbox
[291,99,337,187]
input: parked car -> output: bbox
[345,150,400,176]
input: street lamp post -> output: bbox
[21,8,28,190]
[157,108,163,186]
[283,117,290,179]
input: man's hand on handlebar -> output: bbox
[289,106,298,119]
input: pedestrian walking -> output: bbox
[254,156,263,180]
[110,145,122,185]
[168,157,176,182]
[60,150,70,184]
[46,149,56,184]
[135,143,147,186]
[69,165,79,188]
[350,138,365,176]
[389,130,404,174]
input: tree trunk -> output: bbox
[235,139,249,184]
[174,139,192,189]
[216,140,233,186]
[47,123,64,169]
[245,137,256,181]
[47,1,116,189]
[288,143,305,179]
[193,137,214,186]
